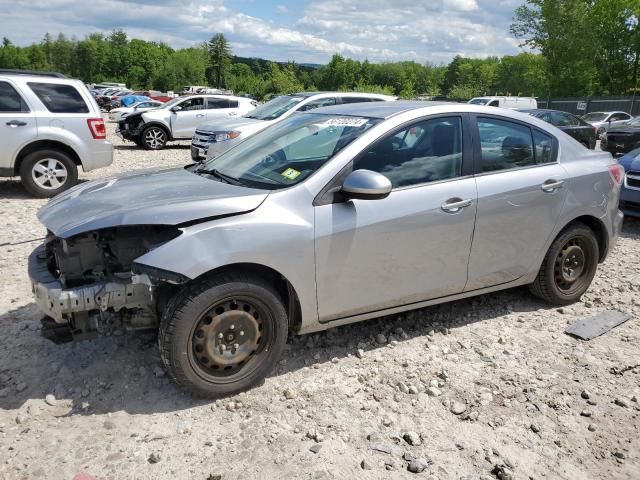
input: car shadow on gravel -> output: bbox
[0,286,546,415]
[114,144,190,150]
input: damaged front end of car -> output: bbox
[29,226,185,343]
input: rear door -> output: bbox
[206,97,240,119]
[0,80,36,170]
[610,112,632,127]
[465,115,567,291]
[314,114,477,321]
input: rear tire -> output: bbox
[19,149,78,198]
[159,273,288,398]
[529,223,599,305]
[141,126,168,150]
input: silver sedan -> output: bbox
[30,101,624,397]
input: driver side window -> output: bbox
[179,97,205,111]
[354,117,463,188]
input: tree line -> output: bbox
[0,0,637,100]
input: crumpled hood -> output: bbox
[195,116,264,133]
[38,167,269,238]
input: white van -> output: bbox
[468,96,537,109]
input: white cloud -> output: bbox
[0,0,523,64]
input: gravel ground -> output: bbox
[0,123,639,480]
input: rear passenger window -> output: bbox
[534,130,553,164]
[355,117,463,188]
[298,98,336,111]
[0,81,29,112]
[28,83,89,113]
[207,98,236,109]
[477,118,534,172]
[341,97,372,104]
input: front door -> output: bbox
[314,115,477,322]
[172,97,207,138]
[0,80,36,170]
[465,115,568,291]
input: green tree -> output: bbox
[207,33,231,88]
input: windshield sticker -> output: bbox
[323,117,368,127]
[281,168,302,180]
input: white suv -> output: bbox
[0,70,113,197]
[192,92,396,161]
[117,94,257,150]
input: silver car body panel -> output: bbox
[33,101,622,335]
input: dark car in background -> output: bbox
[520,109,597,149]
[601,116,640,155]
[617,147,640,217]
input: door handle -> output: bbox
[541,179,564,192]
[6,120,27,127]
[441,198,473,213]
[195,114,205,118]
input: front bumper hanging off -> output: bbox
[28,244,152,324]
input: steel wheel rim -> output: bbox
[554,236,590,293]
[188,296,272,384]
[31,158,68,190]
[145,128,165,148]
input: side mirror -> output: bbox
[342,169,392,200]
[171,105,182,113]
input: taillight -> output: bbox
[87,118,106,140]
[608,164,624,185]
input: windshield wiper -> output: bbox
[196,167,244,186]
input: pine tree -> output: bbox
[207,33,231,88]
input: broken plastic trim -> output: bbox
[131,263,189,285]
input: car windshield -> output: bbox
[582,112,607,122]
[197,113,381,190]
[244,95,304,120]
[468,98,490,105]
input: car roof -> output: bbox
[306,100,457,119]
[290,91,395,99]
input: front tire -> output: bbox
[19,149,78,198]
[141,126,168,150]
[529,223,599,305]
[159,273,288,398]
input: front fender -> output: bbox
[133,194,319,326]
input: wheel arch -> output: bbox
[557,215,608,263]
[188,262,303,333]
[14,140,81,175]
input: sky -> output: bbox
[1,0,527,65]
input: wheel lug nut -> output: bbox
[230,324,235,330]
[218,332,223,339]
[233,343,239,349]
[220,344,226,351]
[240,331,245,336]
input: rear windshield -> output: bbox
[28,82,89,113]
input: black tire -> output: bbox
[141,125,168,150]
[19,149,78,198]
[159,273,288,398]
[529,222,599,305]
